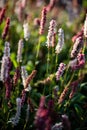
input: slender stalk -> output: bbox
[55,54,58,71]
[46,48,50,76]
[36,36,40,59]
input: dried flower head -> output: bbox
[55,28,64,54]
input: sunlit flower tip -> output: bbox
[17,39,24,62]
[9,98,21,126]
[84,14,87,38]
[72,29,83,43]
[4,42,10,57]
[55,28,64,54]
[39,7,47,35]
[62,114,71,130]
[56,63,66,81]
[23,22,30,41]
[46,0,55,12]
[51,122,63,130]
[46,19,56,48]
[68,59,78,68]
[21,0,27,8]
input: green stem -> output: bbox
[36,36,40,59]
[55,54,58,71]
[47,48,50,76]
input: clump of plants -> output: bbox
[0,1,87,130]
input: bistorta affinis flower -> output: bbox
[17,39,24,62]
[51,122,63,130]
[23,22,30,41]
[46,19,56,48]
[55,28,64,54]
[71,53,85,70]
[62,114,71,130]
[0,7,6,24]
[46,0,56,12]
[39,7,47,35]
[2,17,10,39]
[25,70,37,88]
[56,63,66,81]
[58,87,69,104]
[84,14,87,38]
[13,67,21,86]
[70,37,83,58]
[9,98,21,126]
[3,41,10,57]
[21,66,31,91]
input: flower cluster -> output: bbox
[39,7,47,35]
[46,19,56,48]
[55,28,64,54]
[56,63,66,81]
